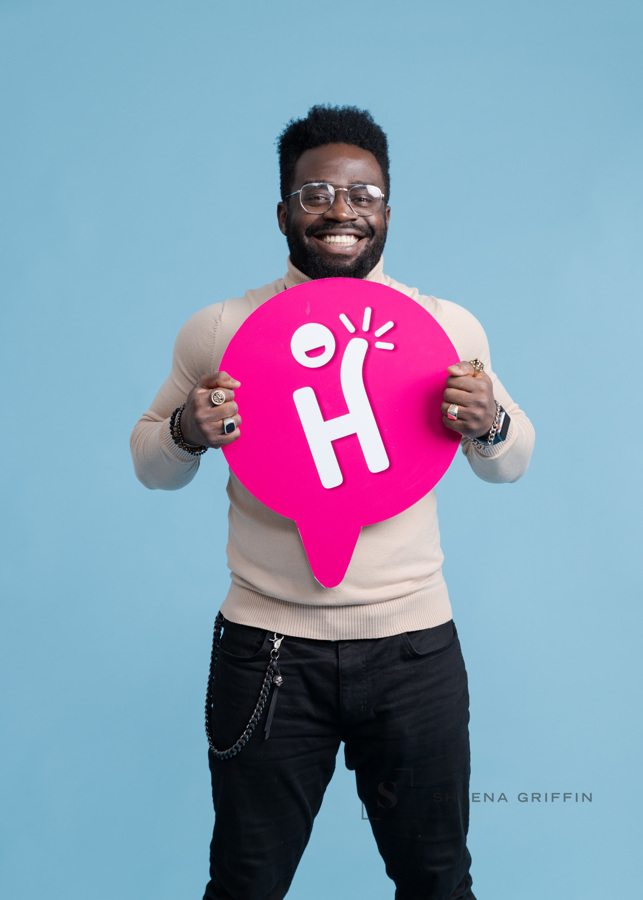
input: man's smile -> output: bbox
[319,234,359,246]
[308,223,373,253]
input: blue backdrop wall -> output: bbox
[2,1,641,898]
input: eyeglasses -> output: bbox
[284,182,385,216]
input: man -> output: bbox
[131,105,534,900]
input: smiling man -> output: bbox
[278,142,390,279]
[131,105,534,900]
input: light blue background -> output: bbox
[2,1,641,897]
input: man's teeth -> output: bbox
[320,234,359,245]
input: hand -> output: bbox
[441,361,496,439]
[180,372,242,449]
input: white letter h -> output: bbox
[293,338,390,489]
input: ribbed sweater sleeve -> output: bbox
[130,303,223,490]
[383,277,535,485]
[438,298,534,484]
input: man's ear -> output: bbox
[385,204,391,229]
[277,201,287,235]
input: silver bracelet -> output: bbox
[469,401,502,448]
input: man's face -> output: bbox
[277,143,390,280]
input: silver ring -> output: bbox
[447,403,459,421]
[210,389,226,406]
[223,417,236,435]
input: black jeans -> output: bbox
[203,618,476,900]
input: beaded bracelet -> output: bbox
[169,405,208,456]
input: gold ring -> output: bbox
[210,389,226,406]
[447,404,459,421]
[469,359,484,375]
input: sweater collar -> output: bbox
[284,256,386,290]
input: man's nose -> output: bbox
[324,189,357,219]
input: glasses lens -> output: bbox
[347,184,382,215]
[297,183,384,215]
[300,183,334,212]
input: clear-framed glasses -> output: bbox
[284,182,385,216]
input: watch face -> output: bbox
[497,409,510,442]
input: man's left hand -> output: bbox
[441,361,496,439]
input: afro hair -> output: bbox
[277,105,390,201]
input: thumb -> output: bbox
[198,371,241,389]
[446,361,475,377]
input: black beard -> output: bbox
[285,219,388,280]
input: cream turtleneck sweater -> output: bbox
[130,258,534,639]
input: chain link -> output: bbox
[469,401,502,448]
[204,613,283,760]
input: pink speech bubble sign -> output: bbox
[222,279,460,587]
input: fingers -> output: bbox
[443,386,480,405]
[442,361,495,437]
[205,385,236,406]
[445,369,491,394]
[189,395,241,447]
[441,398,486,431]
[221,415,241,437]
[217,413,242,445]
[182,372,242,449]
[442,394,493,432]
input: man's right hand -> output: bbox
[180,372,242,449]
